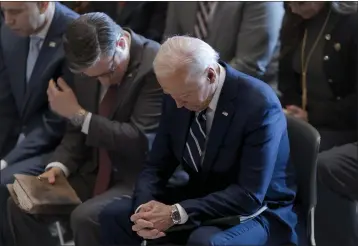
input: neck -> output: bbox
[33,2,55,35]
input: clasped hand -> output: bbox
[130,200,174,240]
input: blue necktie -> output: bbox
[26,36,42,83]
[183,110,207,172]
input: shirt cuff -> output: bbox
[175,203,189,224]
[46,162,70,177]
[81,112,92,134]
[0,160,8,170]
[135,205,143,214]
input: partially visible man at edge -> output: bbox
[4,12,163,246]
[0,2,78,246]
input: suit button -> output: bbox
[328,79,333,83]
[323,55,330,61]
[325,34,331,40]
[336,97,341,100]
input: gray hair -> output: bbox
[331,1,358,14]
[153,36,219,81]
[63,12,123,72]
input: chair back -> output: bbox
[286,115,320,245]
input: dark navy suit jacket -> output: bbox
[0,3,78,165]
[133,63,298,243]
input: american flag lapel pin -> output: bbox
[222,111,228,116]
[49,41,56,48]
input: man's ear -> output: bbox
[37,1,49,14]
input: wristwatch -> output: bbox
[70,108,87,127]
[171,204,181,225]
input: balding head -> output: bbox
[153,36,220,112]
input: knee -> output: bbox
[70,202,96,231]
[317,153,335,183]
[98,199,132,229]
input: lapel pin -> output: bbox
[222,111,228,116]
[334,43,341,51]
[49,42,56,48]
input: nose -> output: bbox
[174,99,184,108]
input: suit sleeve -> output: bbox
[0,43,18,159]
[179,102,287,224]
[132,96,180,210]
[229,2,284,79]
[162,2,181,42]
[85,72,163,158]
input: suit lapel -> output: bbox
[202,64,239,172]
[8,37,29,108]
[177,109,193,168]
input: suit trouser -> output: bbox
[316,142,358,246]
[0,155,45,246]
[6,181,131,246]
[318,142,358,201]
[98,197,296,246]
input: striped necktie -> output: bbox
[183,110,207,172]
[194,1,216,40]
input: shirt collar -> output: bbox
[208,64,226,111]
[30,4,55,40]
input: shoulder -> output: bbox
[55,2,79,24]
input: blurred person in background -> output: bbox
[278,2,358,246]
[0,2,77,246]
[62,1,167,43]
[164,2,284,91]
[278,1,357,151]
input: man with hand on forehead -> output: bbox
[99,36,298,246]
[5,12,163,246]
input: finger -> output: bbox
[132,219,154,232]
[48,80,60,95]
[137,228,160,239]
[57,77,70,91]
[131,211,152,222]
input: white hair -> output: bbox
[153,36,219,81]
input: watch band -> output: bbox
[171,204,181,225]
[70,108,87,127]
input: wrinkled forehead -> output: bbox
[158,72,201,96]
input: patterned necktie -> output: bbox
[93,85,119,196]
[194,1,216,40]
[183,110,207,172]
[26,36,42,83]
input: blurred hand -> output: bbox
[47,77,82,119]
[286,105,308,121]
[38,167,64,184]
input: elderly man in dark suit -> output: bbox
[99,36,297,246]
[0,2,78,246]
[4,12,163,246]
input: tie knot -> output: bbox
[30,36,43,47]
